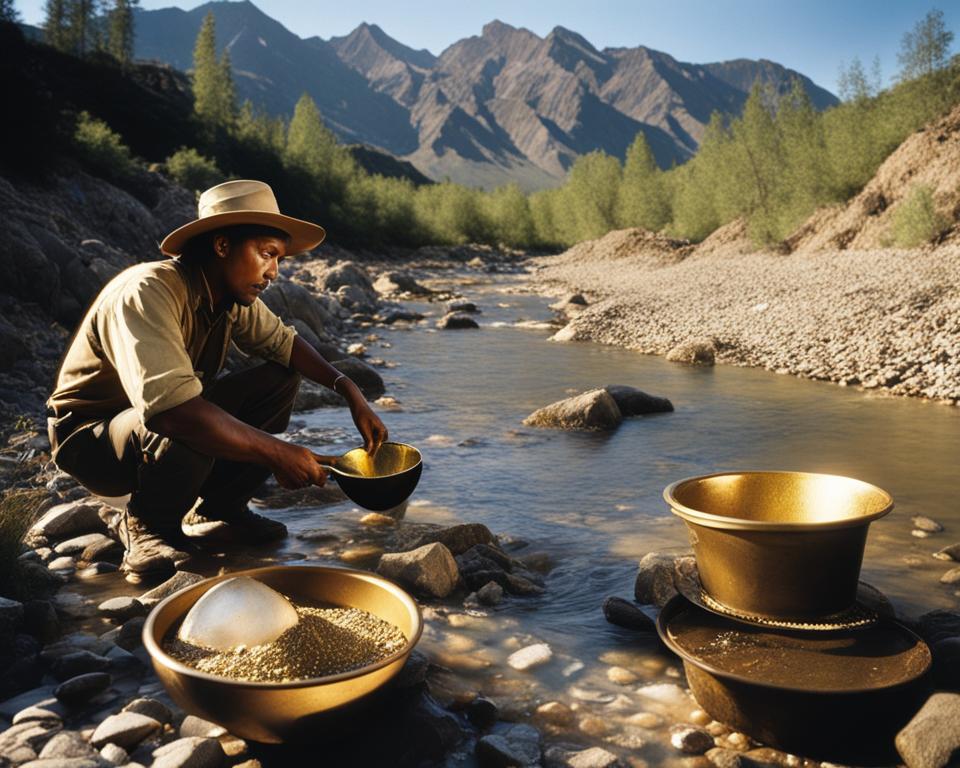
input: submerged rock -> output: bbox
[523,389,622,431]
[602,597,655,631]
[447,299,480,314]
[671,725,715,754]
[507,643,552,671]
[477,723,541,767]
[437,312,480,330]
[603,384,673,416]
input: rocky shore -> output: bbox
[530,228,960,404]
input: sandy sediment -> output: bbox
[530,229,960,403]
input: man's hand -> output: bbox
[269,442,330,489]
[351,400,388,455]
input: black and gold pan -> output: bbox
[317,442,422,512]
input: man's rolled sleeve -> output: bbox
[97,274,203,423]
[232,299,298,366]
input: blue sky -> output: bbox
[15,0,959,94]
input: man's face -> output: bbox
[217,234,288,306]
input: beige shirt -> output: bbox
[49,257,296,423]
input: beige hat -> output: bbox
[159,179,326,257]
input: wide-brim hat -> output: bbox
[159,179,326,257]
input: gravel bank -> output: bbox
[531,232,960,403]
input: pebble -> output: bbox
[536,701,574,726]
[476,723,541,767]
[507,643,553,671]
[477,581,504,606]
[151,736,226,768]
[99,743,129,764]
[562,661,585,677]
[636,683,688,705]
[566,746,621,768]
[97,597,146,622]
[606,730,647,750]
[896,692,960,768]
[912,529,930,538]
[51,651,111,680]
[466,697,499,729]
[122,698,172,726]
[690,709,712,726]
[179,715,227,739]
[671,725,715,754]
[940,567,960,585]
[578,715,609,736]
[602,596,656,630]
[359,513,395,527]
[934,543,960,561]
[139,571,205,602]
[606,666,639,685]
[340,545,386,564]
[54,672,111,705]
[38,729,98,759]
[707,747,746,768]
[913,515,944,533]
[90,711,162,749]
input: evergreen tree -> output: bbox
[616,133,670,231]
[285,93,338,175]
[192,11,234,127]
[107,0,137,65]
[67,0,98,56]
[43,0,70,51]
[1,0,20,23]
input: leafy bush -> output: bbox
[165,146,222,192]
[73,110,136,179]
[892,185,948,247]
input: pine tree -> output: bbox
[43,0,70,51]
[616,133,670,231]
[67,0,98,56]
[192,11,235,127]
[107,0,137,65]
[0,0,20,23]
[285,93,338,175]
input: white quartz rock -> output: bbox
[178,577,299,651]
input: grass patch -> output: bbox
[0,488,49,600]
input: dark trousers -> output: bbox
[48,363,300,530]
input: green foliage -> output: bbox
[1,0,20,23]
[617,133,670,231]
[898,8,954,80]
[236,100,286,154]
[192,11,235,128]
[891,185,948,247]
[165,146,222,191]
[482,184,535,247]
[43,0,71,51]
[0,490,46,600]
[74,109,135,179]
[106,0,137,65]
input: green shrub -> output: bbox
[73,110,135,179]
[0,489,46,600]
[165,146,223,192]
[892,185,948,247]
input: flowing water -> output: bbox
[70,269,960,764]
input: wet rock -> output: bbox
[90,711,162,749]
[394,650,429,689]
[666,339,716,365]
[929,637,960,689]
[20,561,67,593]
[914,516,944,533]
[393,523,497,556]
[523,389,623,431]
[603,385,674,416]
[13,703,64,725]
[360,512,396,527]
[635,552,682,607]
[47,556,76,573]
[606,666,638,685]
[437,312,480,330]
[122,697,172,725]
[27,502,104,544]
[374,271,430,296]
[447,299,480,314]
[0,685,58,720]
[578,715,608,737]
[707,747,746,768]
[477,723,542,767]
[507,643,552,671]
[405,693,465,758]
[917,609,960,644]
[477,581,504,606]
[139,571,205,602]
[636,683,688,705]
[934,543,960,562]
[381,308,425,324]
[97,597,146,622]
[603,597,656,630]
[742,747,789,767]
[330,357,385,400]
[320,261,374,294]
[940,568,960,585]
[337,284,377,315]
[79,537,123,564]
[50,651,111,681]
[151,736,226,768]
[536,701,574,726]
[339,545,384,564]
[53,533,113,557]
[377,543,459,598]
[38,730,99,759]
[54,672,110,705]
[896,692,960,768]
[548,746,621,768]
[671,725,715,755]
[116,616,146,651]
[628,712,663,729]
[857,582,895,619]
[293,379,345,411]
[467,697,499,729]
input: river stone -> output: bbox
[38,730,98,759]
[447,299,480,314]
[293,379,345,411]
[178,577,299,652]
[329,357,385,400]
[437,312,479,330]
[98,597,146,622]
[377,543,459,598]
[381,308,424,324]
[116,616,146,650]
[477,723,541,767]
[123,697,172,725]
[150,736,226,768]
[934,544,960,562]
[707,747,747,768]
[54,672,110,704]
[13,703,64,725]
[603,385,674,416]
[27,502,104,544]
[536,701,574,726]
[477,581,504,606]
[51,651,111,680]
[602,596,656,630]
[79,537,123,564]
[897,693,960,768]
[666,339,716,365]
[179,715,227,739]
[635,552,681,607]
[671,725,715,754]
[523,389,623,431]
[320,261,374,293]
[940,568,960,585]
[393,523,496,556]
[637,683,688,705]
[914,516,944,533]
[467,697,499,729]
[91,711,162,749]
[140,571,205,602]
[48,556,76,572]
[507,643,552,671]
[337,284,377,314]
[99,743,129,764]
[374,270,429,296]
[53,533,113,556]
[918,610,960,644]
[565,746,620,768]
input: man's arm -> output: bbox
[147,397,328,489]
[288,336,388,454]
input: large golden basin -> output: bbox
[664,472,893,622]
[142,565,423,743]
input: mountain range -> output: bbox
[131,1,838,190]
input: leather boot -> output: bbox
[113,505,191,582]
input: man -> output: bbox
[47,180,387,581]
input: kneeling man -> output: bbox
[47,180,387,580]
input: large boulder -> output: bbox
[437,313,479,330]
[603,385,673,416]
[666,339,716,365]
[331,357,386,400]
[27,502,105,545]
[391,523,496,556]
[374,270,430,296]
[523,389,622,431]
[260,280,343,341]
[336,283,378,315]
[377,543,460,598]
[319,261,375,293]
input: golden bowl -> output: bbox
[142,565,423,743]
[664,471,893,622]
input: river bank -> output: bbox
[528,227,960,405]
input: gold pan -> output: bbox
[142,565,423,743]
[318,442,422,512]
[664,471,893,622]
